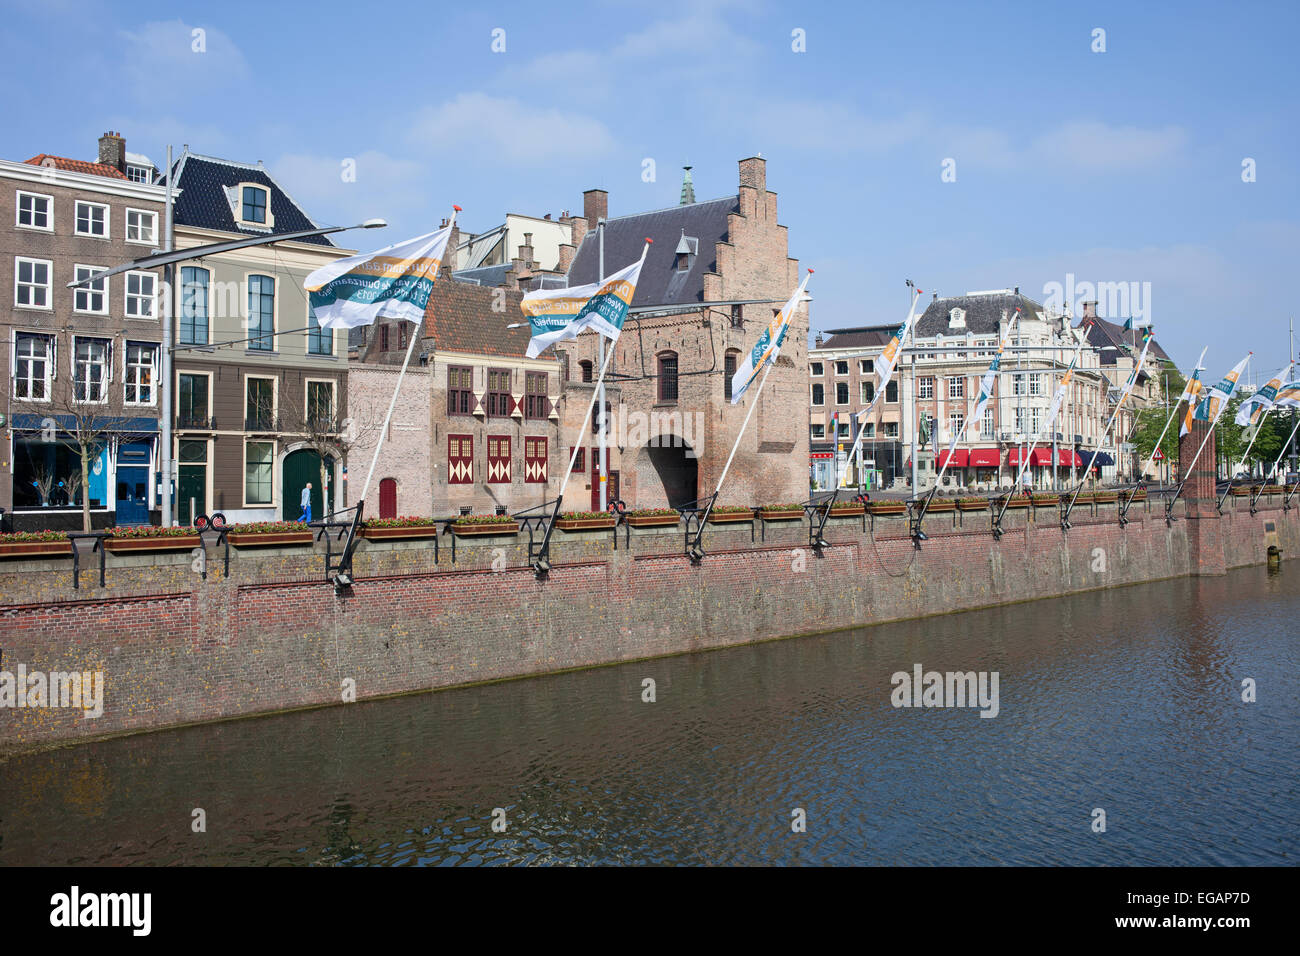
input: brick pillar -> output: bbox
[1178,418,1225,574]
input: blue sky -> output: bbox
[3,0,1298,379]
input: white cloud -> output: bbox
[119,19,251,102]
[1029,120,1188,171]
[272,150,426,230]
[410,93,615,164]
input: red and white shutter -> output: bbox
[525,437,547,484]
[448,434,473,484]
[487,435,511,483]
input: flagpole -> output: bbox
[1165,357,1252,522]
[1139,346,1207,481]
[356,209,459,510]
[1218,418,1265,513]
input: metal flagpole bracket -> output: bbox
[679,493,718,564]
[515,498,561,578]
[1118,482,1145,527]
[908,486,937,543]
[803,489,839,553]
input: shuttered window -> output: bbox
[448,434,473,484]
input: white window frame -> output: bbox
[123,342,158,406]
[125,208,158,245]
[834,380,850,406]
[949,412,965,439]
[74,200,109,238]
[948,376,965,399]
[15,190,53,231]
[73,264,109,314]
[246,272,277,352]
[860,381,875,404]
[12,331,54,401]
[125,270,158,319]
[810,423,825,439]
[245,374,278,429]
[14,256,53,310]
[859,359,873,375]
[809,361,824,377]
[243,438,277,508]
[236,182,275,229]
[72,335,111,404]
[305,378,336,429]
[918,376,934,399]
[834,360,849,376]
[981,407,995,439]
[884,422,898,438]
[1029,373,1042,397]
[811,383,825,407]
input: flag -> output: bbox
[1046,342,1085,430]
[1273,379,1300,409]
[730,271,812,404]
[939,310,1018,472]
[1235,362,1293,426]
[1179,372,1206,438]
[306,224,453,329]
[1111,329,1154,416]
[1193,353,1252,426]
[870,287,923,405]
[520,244,649,359]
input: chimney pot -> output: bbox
[583,189,608,231]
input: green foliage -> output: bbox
[1132,360,1187,466]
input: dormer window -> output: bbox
[242,185,268,223]
[674,232,698,272]
[948,307,966,329]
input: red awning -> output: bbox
[1010,447,1054,466]
[937,449,969,468]
[1057,449,1082,467]
[969,447,1001,467]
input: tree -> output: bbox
[276,379,382,519]
[1132,360,1187,473]
[13,361,137,532]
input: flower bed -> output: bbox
[626,509,680,528]
[865,501,902,515]
[361,516,441,541]
[758,502,804,521]
[227,520,316,547]
[706,505,754,524]
[956,497,989,511]
[923,498,956,512]
[555,511,617,531]
[0,530,70,558]
[451,514,519,536]
[1261,484,1285,494]
[103,526,201,553]
[1231,486,1252,497]
[1031,495,1060,507]
[1091,491,1118,503]
[1000,495,1031,509]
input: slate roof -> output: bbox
[452,264,510,287]
[818,325,897,350]
[1081,316,1171,364]
[567,196,738,307]
[24,154,128,180]
[163,152,334,246]
[915,292,1046,338]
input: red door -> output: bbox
[378,477,397,519]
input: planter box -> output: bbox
[827,504,866,516]
[361,525,440,541]
[1261,485,1285,494]
[956,501,989,512]
[1092,492,1118,503]
[1129,490,1147,501]
[758,510,804,521]
[228,531,315,547]
[706,511,754,524]
[1231,486,1252,497]
[1031,496,1060,507]
[626,514,680,528]
[451,521,519,537]
[0,540,70,558]
[924,500,956,513]
[105,535,201,553]
[1000,497,1031,509]
[867,504,905,516]
[555,517,617,531]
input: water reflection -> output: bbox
[1,567,1296,866]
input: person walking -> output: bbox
[299,482,313,523]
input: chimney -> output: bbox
[98,131,126,173]
[738,155,766,192]
[567,213,588,251]
[814,333,824,348]
[447,222,461,270]
[1082,301,1098,320]
[519,232,535,270]
[583,189,608,230]
[557,243,576,273]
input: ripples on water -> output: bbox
[1,567,1296,866]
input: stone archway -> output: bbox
[633,437,698,509]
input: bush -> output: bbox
[228,521,313,534]
[364,516,438,528]
[0,530,69,543]
[627,508,677,517]
[558,511,612,520]
[759,502,804,512]
[453,514,515,525]
[105,525,200,538]
[710,504,754,514]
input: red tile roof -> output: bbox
[24,154,129,180]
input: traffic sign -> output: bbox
[1153,448,1165,461]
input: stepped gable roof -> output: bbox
[915,291,1046,338]
[24,154,128,180]
[164,152,334,246]
[567,195,738,307]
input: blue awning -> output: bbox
[1089,452,1115,466]
[12,413,158,433]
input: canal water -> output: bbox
[1,566,1295,866]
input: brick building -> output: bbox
[1,133,167,531]
[557,156,809,509]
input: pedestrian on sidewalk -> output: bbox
[300,482,313,523]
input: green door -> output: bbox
[177,440,207,527]
[282,449,334,521]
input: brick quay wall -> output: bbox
[1,495,1295,755]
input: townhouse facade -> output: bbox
[1,134,167,531]
[165,150,354,524]
[812,290,1136,493]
